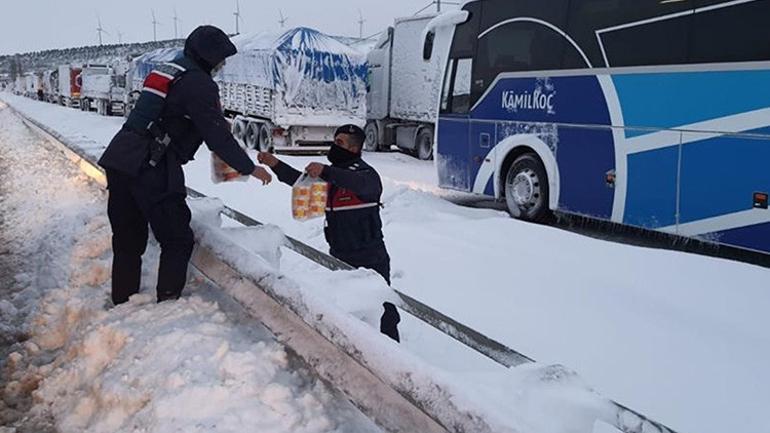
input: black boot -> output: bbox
[380,302,401,342]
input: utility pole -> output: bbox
[151,9,160,42]
[233,0,241,35]
[117,30,124,44]
[96,16,109,46]
[278,10,288,28]
[173,7,180,39]
[357,9,365,38]
[436,0,442,12]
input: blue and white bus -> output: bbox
[424,0,770,255]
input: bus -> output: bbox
[424,0,770,255]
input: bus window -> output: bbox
[568,0,695,67]
[477,21,567,81]
[689,0,770,64]
[598,14,691,67]
[449,2,482,58]
[451,58,473,114]
[440,59,453,113]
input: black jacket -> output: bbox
[98,26,254,194]
[272,158,388,265]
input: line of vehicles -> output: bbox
[9,18,448,161]
[7,0,770,259]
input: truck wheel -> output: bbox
[244,122,260,150]
[504,153,550,222]
[416,127,434,161]
[232,119,247,145]
[364,121,379,152]
[258,124,273,153]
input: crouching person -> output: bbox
[259,125,401,342]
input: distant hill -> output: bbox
[0,39,185,79]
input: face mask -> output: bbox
[211,61,225,77]
[327,144,359,165]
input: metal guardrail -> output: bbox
[13,104,681,433]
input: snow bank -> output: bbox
[0,102,379,433]
[187,198,615,433]
[5,92,770,433]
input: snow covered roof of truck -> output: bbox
[232,27,363,57]
[220,26,367,90]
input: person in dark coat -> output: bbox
[98,25,272,305]
[258,125,401,342]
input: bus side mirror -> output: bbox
[423,31,435,61]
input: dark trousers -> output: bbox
[106,170,194,305]
[338,254,401,343]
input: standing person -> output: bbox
[98,25,272,305]
[258,125,401,342]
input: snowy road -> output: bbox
[0,102,382,433]
[3,93,770,433]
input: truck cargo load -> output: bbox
[125,47,183,116]
[217,27,368,152]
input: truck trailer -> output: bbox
[217,27,368,153]
[58,65,82,108]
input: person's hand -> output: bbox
[257,151,279,168]
[305,162,326,178]
[251,166,272,185]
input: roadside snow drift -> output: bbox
[0,101,379,433]
[3,91,770,433]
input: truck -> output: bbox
[24,73,38,99]
[365,14,449,160]
[57,65,82,108]
[79,63,126,116]
[42,69,59,103]
[217,27,368,153]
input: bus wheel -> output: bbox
[504,153,550,222]
[416,127,434,161]
[364,121,379,152]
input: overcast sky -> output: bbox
[0,0,458,55]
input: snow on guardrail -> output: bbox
[10,102,683,433]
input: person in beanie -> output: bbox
[258,125,401,342]
[98,25,272,305]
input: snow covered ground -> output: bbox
[3,92,770,433]
[0,100,381,433]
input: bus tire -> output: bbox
[364,121,380,152]
[504,153,550,223]
[416,127,434,161]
